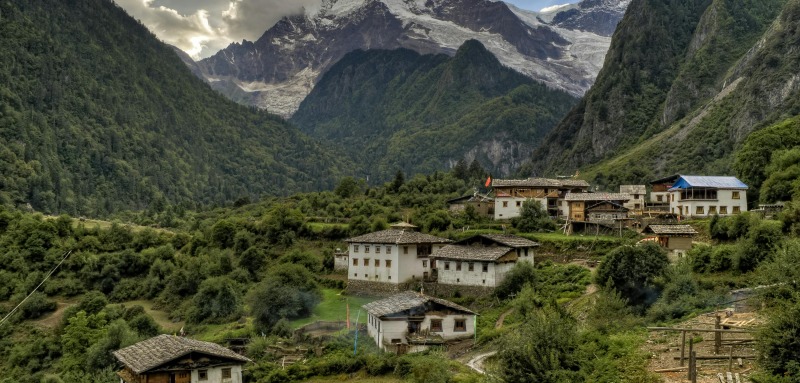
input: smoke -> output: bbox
[116,0,321,59]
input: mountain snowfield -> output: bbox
[194,0,630,117]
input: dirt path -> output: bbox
[495,308,514,329]
[34,301,75,328]
[467,351,497,374]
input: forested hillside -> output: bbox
[291,40,578,181]
[523,0,798,186]
[0,0,348,216]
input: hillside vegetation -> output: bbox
[523,0,799,187]
[0,0,348,217]
[291,40,577,181]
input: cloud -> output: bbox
[116,0,321,59]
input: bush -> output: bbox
[596,243,669,309]
[18,292,57,320]
[494,261,536,299]
[512,200,556,232]
[188,276,242,324]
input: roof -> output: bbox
[619,185,646,194]
[650,174,681,185]
[446,193,493,204]
[643,224,698,235]
[492,177,589,188]
[113,335,251,375]
[565,192,632,201]
[363,291,476,317]
[432,244,512,261]
[668,176,748,190]
[469,234,539,248]
[345,229,451,244]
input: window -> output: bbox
[524,248,529,257]
[635,203,641,209]
[503,201,508,207]
[353,245,359,253]
[403,246,409,254]
[222,368,232,379]
[720,206,728,214]
[391,339,401,344]
[456,262,462,271]
[444,262,450,270]
[482,263,488,272]
[375,274,379,279]
[385,260,391,268]
[454,319,466,332]
[354,273,358,277]
[199,370,208,381]
[363,258,369,266]
[516,201,521,207]
[671,194,675,202]
[732,191,740,200]
[482,279,486,284]
[422,260,428,268]
[709,206,717,214]
[376,246,381,254]
[353,258,358,266]
[733,206,741,214]
[657,195,663,202]
[430,319,443,332]
[365,245,370,253]
[386,246,391,254]
[696,206,704,215]
[374,259,379,266]
[457,278,460,283]
[468,262,474,271]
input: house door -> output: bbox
[170,372,191,383]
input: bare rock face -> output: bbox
[193,0,630,117]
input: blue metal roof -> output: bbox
[669,175,748,190]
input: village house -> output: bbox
[563,192,633,222]
[446,192,494,218]
[364,291,477,354]
[667,176,748,217]
[430,234,538,288]
[642,224,698,259]
[333,248,349,271]
[649,175,678,205]
[619,185,646,213]
[113,334,250,383]
[492,177,590,219]
[345,224,451,289]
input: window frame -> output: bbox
[430,319,443,332]
[454,319,467,332]
[222,368,232,379]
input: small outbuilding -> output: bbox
[430,234,539,288]
[113,334,251,383]
[641,224,698,259]
[363,291,477,354]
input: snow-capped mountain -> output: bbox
[195,0,630,117]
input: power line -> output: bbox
[0,250,72,328]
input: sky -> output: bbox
[116,0,579,60]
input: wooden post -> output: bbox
[728,346,734,371]
[715,315,722,354]
[691,351,698,383]
[688,338,694,381]
[680,330,687,366]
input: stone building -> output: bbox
[642,224,698,259]
[364,291,477,354]
[113,334,250,383]
[430,234,538,288]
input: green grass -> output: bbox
[290,289,379,328]
[527,232,622,243]
[300,375,405,383]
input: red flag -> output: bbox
[485,176,492,187]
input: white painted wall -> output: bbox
[190,365,243,383]
[493,198,546,220]
[437,260,497,286]
[348,243,446,284]
[669,189,747,217]
[370,314,476,351]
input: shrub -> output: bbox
[18,292,57,320]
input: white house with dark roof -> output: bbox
[431,234,539,288]
[492,177,590,219]
[363,291,477,354]
[667,176,748,217]
[345,229,451,285]
[113,334,250,383]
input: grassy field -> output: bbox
[290,289,379,328]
